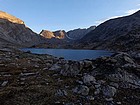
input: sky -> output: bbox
[0,0,140,33]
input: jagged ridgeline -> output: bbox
[79,10,140,52]
[0,11,45,48]
[40,26,96,41]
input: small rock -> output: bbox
[133,53,140,59]
[20,82,25,85]
[76,80,83,85]
[57,78,63,82]
[109,82,119,89]
[46,60,53,64]
[1,81,8,87]
[105,98,113,101]
[116,102,121,105]
[20,72,36,76]
[43,68,48,70]
[20,78,26,81]
[60,63,80,76]
[0,64,5,66]
[3,74,12,77]
[87,96,95,101]
[102,85,117,97]
[73,85,89,96]
[95,84,101,88]
[83,74,96,85]
[124,56,134,64]
[34,65,39,68]
[49,64,61,71]
[65,103,74,105]
[84,60,93,68]
[55,101,61,104]
[55,89,67,96]
[122,63,137,69]
[94,88,100,95]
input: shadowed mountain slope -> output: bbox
[80,10,140,52]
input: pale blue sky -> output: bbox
[0,0,140,33]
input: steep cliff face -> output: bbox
[0,11,44,48]
[80,10,140,52]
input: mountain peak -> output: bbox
[0,11,24,24]
[131,10,140,17]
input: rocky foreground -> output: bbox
[0,49,139,105]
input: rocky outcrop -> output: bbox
[40,30,66,39]
[40,30,55,39]
[80,10,140,52]
[53,30,67,39]
[0,11,44,48]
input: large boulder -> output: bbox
[102,85,117,98]
[60,62,81,76]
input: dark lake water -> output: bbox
[21,48,113,60]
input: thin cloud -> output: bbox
[95,15,123,25]
[125,8,140,15]
[95,20,105,24]
[95,8,140,25]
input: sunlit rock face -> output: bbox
[0,11,44,48]
[40,30,67,39]
[40,30,55,39]
[0,11,24,24]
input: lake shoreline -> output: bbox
[21,48,114,61]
